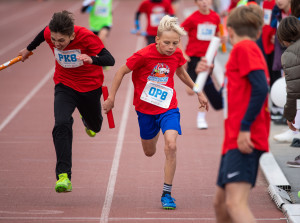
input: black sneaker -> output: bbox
[291,138,300,147]
[286,155,300,167]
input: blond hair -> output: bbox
[157,15,186,37]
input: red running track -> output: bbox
[0,0,285,222]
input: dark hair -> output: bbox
[227,4,263,39]
[49,10,74,36]
[291,0,300,17]
[277,16,300,44]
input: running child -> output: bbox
[103,15,209,209]
[213,5,270,222]
[81,0,113,46]
[134,0,174,45]
[180,0,226,129]
[18,10,115,193]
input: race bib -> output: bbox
[95,5,109,17]
[150,13,165,27]
[140,81,173,109]
[197,24,216,41]
[54,49,83,68]
[263,9,272,25]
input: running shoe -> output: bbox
[161,194,176,210]
[273,129,299,143]
[286,155,300,168]
[55,173,72,193]
[80,114,96,137]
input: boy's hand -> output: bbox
[287,119,297,131]
[195,57,214,74]
[77,54,92,64]
[237,131,254,154]
[18,48,31,62]
[103,96,114,114]
[197,92,209,111]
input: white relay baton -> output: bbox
[193,36,221,93]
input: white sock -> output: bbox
[197,111,206,119]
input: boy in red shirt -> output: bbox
[213,5,270,222]
[19,11,115,193]
[104,15,208,209]
[134,0,174,45]
[181,0,225,129]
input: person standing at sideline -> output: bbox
[213,5,270,223]
[103,15,209,209]
[18,10,115,193]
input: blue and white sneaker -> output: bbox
[161,194,176,210]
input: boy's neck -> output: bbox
[232,35,253,45]
[199,8,210,15]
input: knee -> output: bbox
[225,199,240,215]
[164,141,177,155]
[144,150,155,157]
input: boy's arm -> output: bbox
[238,70,268,153]
[103,64,132,114]
[176,66,209,111]
[19,28,46,61]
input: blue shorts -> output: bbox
[136,108,182,140]
[216,148,264,188]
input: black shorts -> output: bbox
[216,149,264,188]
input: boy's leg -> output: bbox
[77,87,103,134]
[141,133,159,157]
[225,182,255,223]
[99,26,111,46]
[163,130,178,185]
[214,186,232,223]
[52,84,77,180]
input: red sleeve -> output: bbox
[165,1,174,15]
[86,34,104,55]
[181,17,191,33]
[177,49,187,67]
[126,52,145,71]
[237,44,265,77]
[137,1,147,13]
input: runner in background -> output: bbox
[103,15,209,210]
[180,0,226,129]
[18,10,115,193]
[214,5,270,222]
[81,0,112,47]
[134,0,174,45]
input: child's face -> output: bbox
[155,30,180,56]
[51,32,75,50]
[275,0,290,10]
[195,0,211,12]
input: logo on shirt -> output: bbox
[148,63,170,84]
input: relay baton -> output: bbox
[193,37,220,93]
[0,52,33,71]
[219,24,226,53]
[102,86,115,129]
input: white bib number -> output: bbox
[263,9,272,25]
[197,24,216,41]
[150,13,165,27]
[140,81,173,109]
[95,5,109,16]
[54,49,83,68]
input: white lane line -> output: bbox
[0,67,54,132]
[0,2,81,57]
[99,36,144,223]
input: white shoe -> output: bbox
[273,129,299,143]
[197,117,208,129]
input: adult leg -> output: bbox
[52,84,77,180]
[214,186,232,223]
[225,182,255,223]
[163,130,178,185]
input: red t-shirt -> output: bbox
[262,0,276,54]
[222,40,270,155]
[126,43,186,115]
[137,0,174,36]
[44,26,104,92]
[181,10,220,57]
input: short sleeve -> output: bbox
[137,1,147,13]
[181,17,191,33]
[86,34,104,55]
[126,52,145,71]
